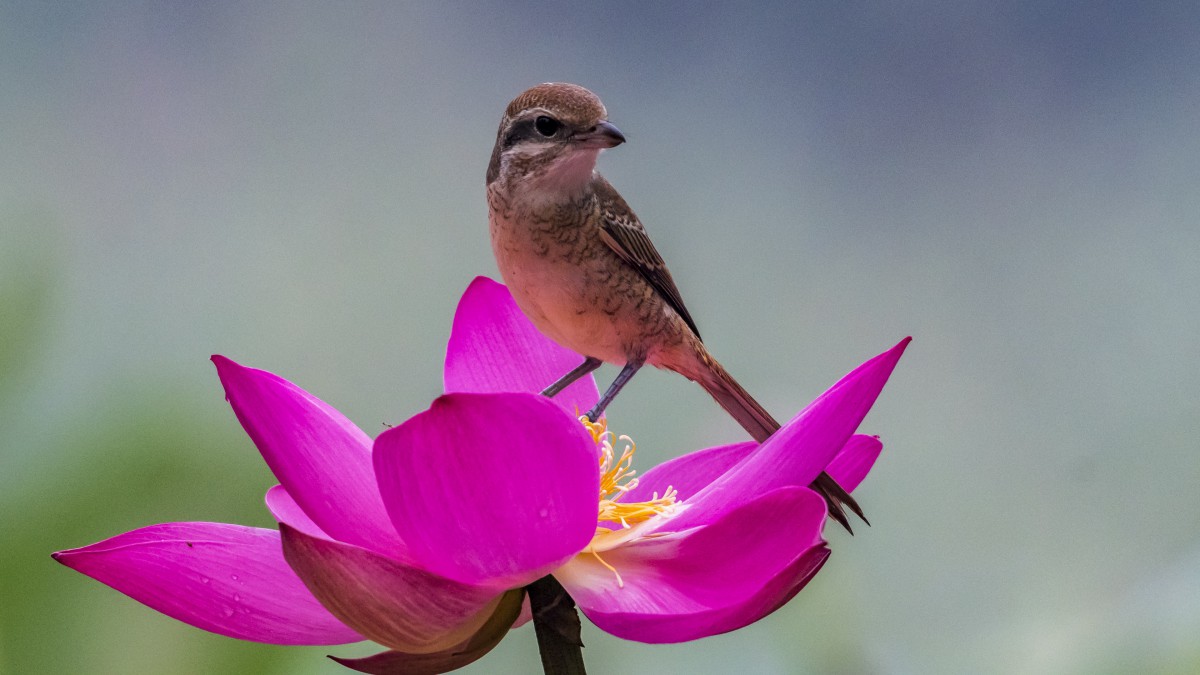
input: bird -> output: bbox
[485,82,864,532]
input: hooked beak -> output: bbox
[574,120,626,149]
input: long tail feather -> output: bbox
[692,351,867,533]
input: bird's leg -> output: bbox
[585,358,645,422]
[542,357,603,398]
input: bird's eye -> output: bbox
[534,116,561,137]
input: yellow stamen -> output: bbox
[579,414,607,443]
[588,548,625,588]
[577,415,678,589]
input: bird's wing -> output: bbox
[594,178,702,339]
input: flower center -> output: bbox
[579,416,677,587]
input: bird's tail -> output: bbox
[684,347,867,533]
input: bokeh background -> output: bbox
[3,2,1198,673]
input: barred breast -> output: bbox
[487,183,685,367]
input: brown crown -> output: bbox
[505,83,608,128]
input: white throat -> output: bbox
[507,146,601,205]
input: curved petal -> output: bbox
[444,277,599,415]
[51,522,361,645]
[512,594,532,629]
[557,487,828,643]
[280,525,500,654]
[628,433,883,506]
[265,485,327,538]
[623,441,756,504]
[671,338,908,530]
[212,356,403,556]
[374,392,599,588]
[330,588,524,674]
[825,434,883,494]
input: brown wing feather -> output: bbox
[592,177,703,339]
[590,178,866,532]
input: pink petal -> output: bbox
[443,277,599,416]
[51,522,361,645]
[265,485,327,538]
[627,433,883,506]
[825,434,883,493]
[279,525,501,654]
[212,356,403,556]
[512,594,533,629]
[374,392,599,588]
[330,588,524,674]
[671,338,908,530]
[623,441,756,504]
[558,487,829,643]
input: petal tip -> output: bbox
[862,336,911,380]
[466,275,501,291]
[459,276,505,306]
[210,354,246,391]
[51,546,88,570]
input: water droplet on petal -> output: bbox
[223,608,234,618]
[200,577,210,585]
[539,508,548,518]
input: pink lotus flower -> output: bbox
[53,277,907,673]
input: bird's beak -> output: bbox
[574,120,626,149]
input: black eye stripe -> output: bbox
[503,115,563,149]
[502,120,535,148]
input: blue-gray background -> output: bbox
[3,2,1198,673]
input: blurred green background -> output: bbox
[3,2,1198,673]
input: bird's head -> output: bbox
[486,83,625,197]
